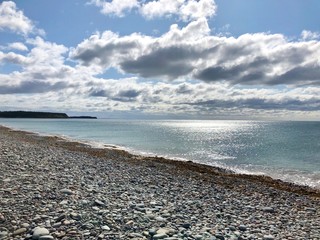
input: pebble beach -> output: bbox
[0,125,319,240]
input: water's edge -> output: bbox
[1,124,319,197]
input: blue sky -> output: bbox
[1,0,320,119]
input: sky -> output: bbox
[0,0,320,120]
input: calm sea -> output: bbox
[0,119,319,188]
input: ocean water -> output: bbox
[0,119,319,188]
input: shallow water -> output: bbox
[1,119,319,188]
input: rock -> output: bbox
[0,214,5,223]
[55,214,66,222]
[238,225,247,231]
[0,231,8,238]
[59,200,68,205]
[21,223,30,228]
[70,212,81,220]
[39,235,54,240]
[306,207,316,212]
[155,216,166,222]
[262,207,275,213]
[32,227,50,239]
[153,233,169,239]
[60,188,73,195]
[156,228,175,235]
[13,228,27,235]
[181,223,191,229]
[263,235,275,240]
[101,225,110,231]
[149,228,157,236]
[215,233,225,240]
[229,226,236,231]
[94,199,105,206]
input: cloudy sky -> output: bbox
[1,0,320,119]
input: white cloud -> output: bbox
[0,37,76,96]
[90,0,217,21]
[90,0,139,17]
[301,30,320,41]
[71,19,320,86]
[140,0,183,19]
[0,1,44,36]
[140,0,216,21]
[8,42,28,51]
[0,1,319,119]
[0,51,29,65]
[180,0,217,21]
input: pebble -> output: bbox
[238,225,247,231]
[32,227,50,239]
[263,235,275,240]
[13,228,27,235]
[94,199,105,206]
[0,126,319,240]
[262,207,275,213]
[101,225,110,231]
[153,233,169,239]
[59,188,73,195]
[39,235,54,240]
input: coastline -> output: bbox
[0,125,319,239]
[1,125,318,197]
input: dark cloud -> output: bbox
[89,88,141,102]
[89,89,109,97]
[189,97,320,111]
[176,83,194,94]
[71,41,138,67]
[195,57,270,85]
[0,81,69,94]
[272,65,320,85]
[112,89,141,102]
[120,46,199,79]
[28,67,72,80]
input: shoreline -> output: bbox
[1,125,319,198]
[1,125,320,239]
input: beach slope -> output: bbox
[0,126,319,239]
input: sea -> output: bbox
[0,118,319,189]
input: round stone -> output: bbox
[60,188,73,195]
[238,225,247,231]
[263,235,275,240]
[39,236,54,240]
[153,233,168,239]
[32,227,50,239]
[262,207,274,213]
[13,228,27,235]
[101,225,110,231]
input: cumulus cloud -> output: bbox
[301,30,320,41]
[141,0,217,21]
[0,51,29,65]
[0,80,70,94]
[89,0,139,17]
[90,0,217,21]
[0,37,76,95]
[84,78,320,116]
[6,42,28,51]
[1,1,319,119]
[71,19,320,86]
[179,0,217,21]
[0,1,44,35]
[190,97,320,112]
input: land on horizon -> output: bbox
[0,111,97,119]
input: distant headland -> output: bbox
[0,111,97,119]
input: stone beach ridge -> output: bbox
[0,125,319,239]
